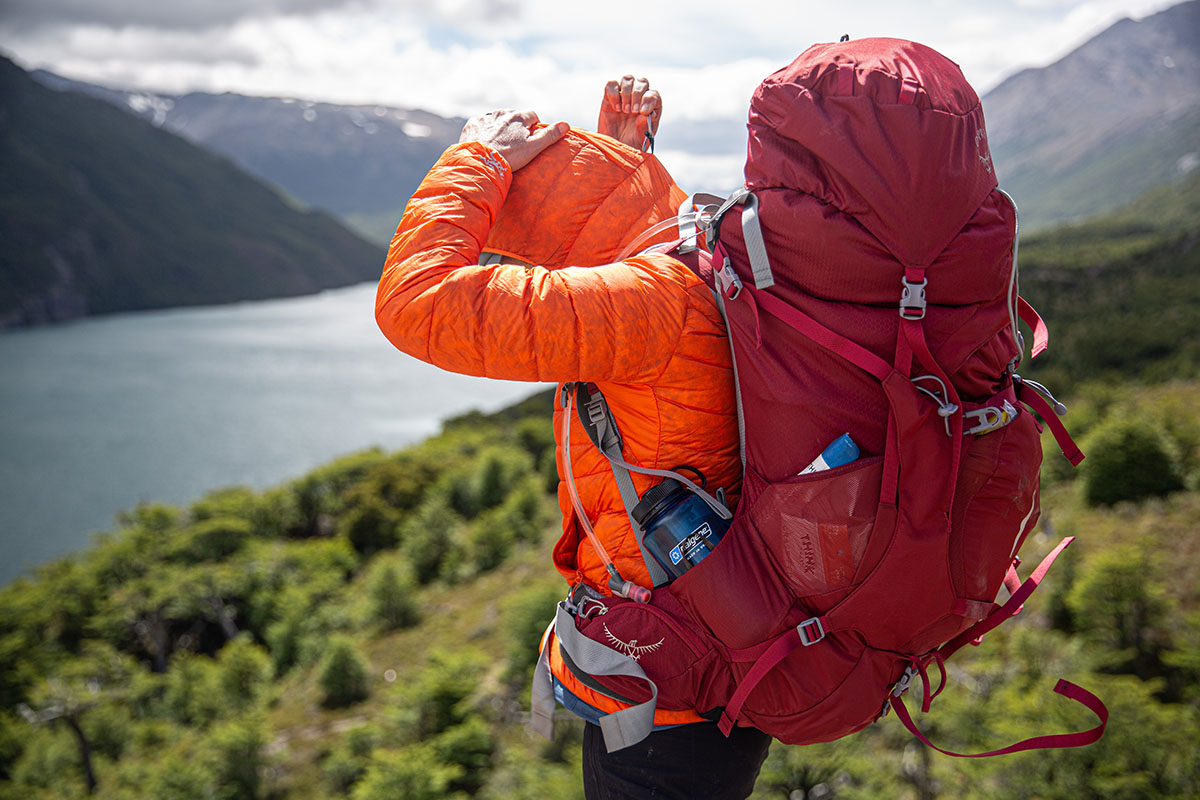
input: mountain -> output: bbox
[981,0,1200,229]
[31,71,464,245]
[0,56,386,328]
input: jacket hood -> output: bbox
[745,38,998,266]
[484,128,686,268]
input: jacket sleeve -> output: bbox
[375,142,701,384]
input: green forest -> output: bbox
[1,175,1198,799]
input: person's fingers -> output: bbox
[631,77,650,111]
[508,121,570,171]
[511,109,540,127]
[619,74,635,113]
[641,89,661,133]
[603,80,622,112]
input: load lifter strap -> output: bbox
[678,189,774,289]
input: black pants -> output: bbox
[582,722,772,800]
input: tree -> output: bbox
[368,562,420,631]
[1081,416,1183,506]
[318,638,371,708]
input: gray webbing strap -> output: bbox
[702,188,775,290]
[575,386,672,587]
[551,602,659,752]
[530,616,558,741]
[730,190,774,289]
[479,251,505,266]
[677,192,727,254]
[713,283,749,469]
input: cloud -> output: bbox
[0,0,1182,127]
[0,0,375,32]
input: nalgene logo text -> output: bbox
[670,522,713,565]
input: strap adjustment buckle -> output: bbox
[900,277,928,320]
[797,616,827,646]
[892,663,919,697]
[716,256,743,300]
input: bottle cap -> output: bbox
[631,479,686,527]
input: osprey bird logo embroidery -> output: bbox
[603,624,664,661]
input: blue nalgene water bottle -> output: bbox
[632,479,730,581]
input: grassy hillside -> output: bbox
[1015,170,1200,389]
[0,57,386,328]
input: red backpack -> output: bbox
[532,37,1107,756]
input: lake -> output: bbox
[0,283,545,584]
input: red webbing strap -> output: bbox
[718,628,799,736]
[1004,562,1021,596]
[718,616,827,736]
[751,287,891,381]
[1018,297,1049,359]
[940,537,1074,661]
[890,679,1108,757]
[1017,382,1084,466]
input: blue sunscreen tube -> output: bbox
[799,433,860,475]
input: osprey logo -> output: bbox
[603,625,664,661]
[479,151,508,178]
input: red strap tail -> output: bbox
[1018,297,1050,359]
[890,679,1107,757]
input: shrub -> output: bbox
[468,512,514,573]
[1066,545,1169,679]
[216,635,272,708]
[368,562,420,631]
[514,416,554,462]
[1080,415,1183,506]
[340,499,401,557]
[350,743,463,800]
[164,652,222,726]
[318,638,370,708]
[503,582,563,686]
[400,493,463,584]
[432,716,495,795]
[207,715,269,800]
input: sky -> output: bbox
[0,0,1183,187]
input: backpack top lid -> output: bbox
[483,128,686,268]
[746,38,998,268]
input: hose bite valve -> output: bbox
[607,566,651,604]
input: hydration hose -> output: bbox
[562,390,652,604]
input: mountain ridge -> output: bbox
[981,0,1200,228]
[0,56,386,328]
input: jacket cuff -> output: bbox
[438,141,514,191]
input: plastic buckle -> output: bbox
[586,399,606,426]
[797,616,826,646]
[717,257,743,301]
[899,277,928,320]
[891,663,919,697]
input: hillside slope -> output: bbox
[30,71,463,245]
[983,0,1200,229]
[0,57,386,328]
[1016,170,1200,388]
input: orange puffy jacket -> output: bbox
[375,131,741,598]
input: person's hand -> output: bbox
[459,110,569,172]
[598,75,660,150]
